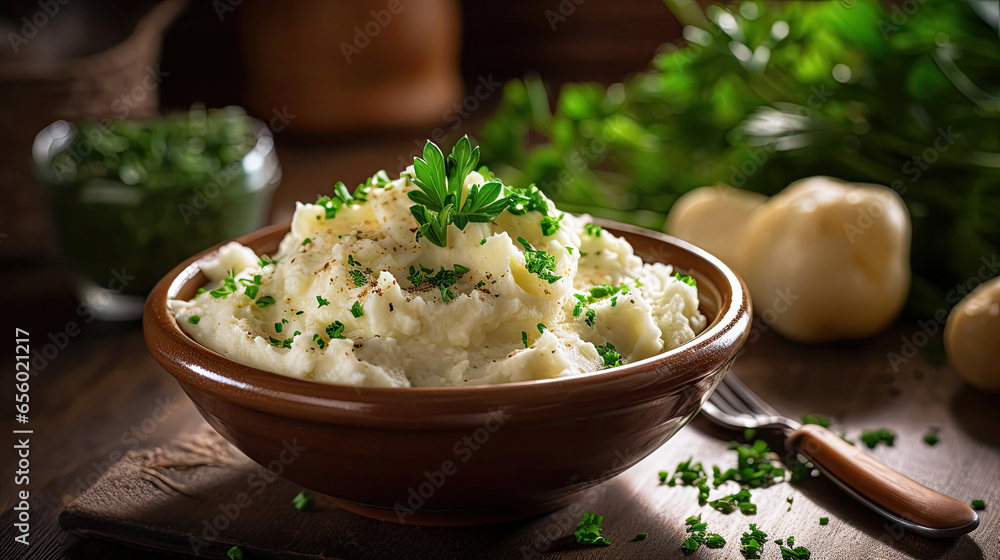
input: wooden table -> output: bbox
[3,139,998,559]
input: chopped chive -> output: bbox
[255,296,276,308]
[188,315,200,324]
[351,301,363,317]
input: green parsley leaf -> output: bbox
[350,270,367,286]
[537,323,547,334]
[301,237,312,246]
[674,273,696,286]
[632,532,648,542]
[256,296,276,308]
[351,301,364,317]
[227,546,243,560]
[316,295,329,307]
[522,331,528,348]
[584,223,602,236]
[972,499,985,510]
[540,214,564,236]
[585,308,597,328]
[196,287,207,295]
[595,342,622,368]
[480,238,487,245]
[188,315,200,324]
[274,322,283,333]
[819,517,829,525]
[326,321,345,339]
[293,490,315,511]
[573,512,612,546]
[860,428,896,449]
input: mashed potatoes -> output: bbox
[170,157,706,387]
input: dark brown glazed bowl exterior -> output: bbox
[143,219,752,526]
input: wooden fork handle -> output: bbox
[788,424,977,530]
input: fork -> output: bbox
[701,372,980,538]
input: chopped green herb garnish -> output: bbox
[539,214,564,236]
[522,331,529,348]
[295,310,304,315]
[632,532,648,542]
[659,458,710,506]
[209,270,238,298]
[274,322,283,333]
[188,315,200,324]
[408,136,511,247]
[709,488,756,515]
[348,255,359,267]
[227,546,243,560]
[739,523,768,559]
[537,323,547,334]
[258,254,278,267]
[301,237,312,246]
[316,295,329,307]
[350,269,367,286]
[786,496,794,512]
[801,414,831,428]
[573,512,612,546]
[480,238,487,245]
[244,285,259,299]
[293,490,315,511]
[778,535,811,559]
[314,181,359,219]
[516,237,562,283]
[585,308,597,328]
[196,287,206,295]
[714,440,785,488]
[475,280,486,289]
[407,263,470,301]
[674,273,696,286]
[611,296,618,307]
[744,428,757,441]
[860,428,895,449]
[584,223,602,236]
[972,499,985,510]
[351,301,364,318]
[819,517,829,525]
[268,331,300,349]
[326,321,345,339]
[505,184,549,216]
[923,427,940,445]
[313,333,325,348]
[681,514,726,552]
[595,342,622,369]
[256,296,276,308]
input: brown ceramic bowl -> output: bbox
[143,219,751,526]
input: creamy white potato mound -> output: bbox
[170,170,706,387]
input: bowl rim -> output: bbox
[144,218,751,423]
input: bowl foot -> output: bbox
[328,493,587,527]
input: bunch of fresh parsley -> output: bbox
[407,135,511,247]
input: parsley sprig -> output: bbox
[408,136,511,247]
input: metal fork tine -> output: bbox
[722,373,781,417]
[712,382,751,416]
[707,388,742,416]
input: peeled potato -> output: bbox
[665,186,767,266]
[736,177,911,343]
[945,277,1000,392]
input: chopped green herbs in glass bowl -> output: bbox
[32,105,281,320]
